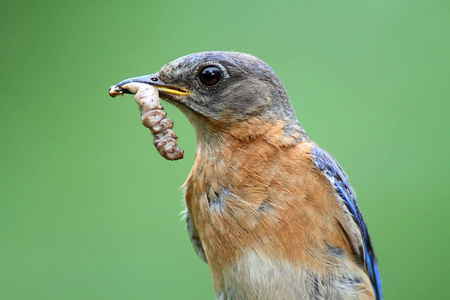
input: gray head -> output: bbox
[113,51,306,143]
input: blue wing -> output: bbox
[311,146,382,300]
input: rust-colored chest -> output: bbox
[181,120,374,298]
[184,132,350,270]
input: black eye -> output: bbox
[199,66,222,86]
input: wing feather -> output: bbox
[311,146,382,300]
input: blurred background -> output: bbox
[1,0,449,299]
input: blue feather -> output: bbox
[311,146,383,300]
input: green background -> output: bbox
[1,0,449,299]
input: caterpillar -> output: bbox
[109,82,184,161]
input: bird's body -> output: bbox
[110,51,382,299]
[184,118,374,300]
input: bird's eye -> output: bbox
[199,66,222,86]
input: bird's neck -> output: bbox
[193,116,309,153]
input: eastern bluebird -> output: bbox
[110,52,382,300]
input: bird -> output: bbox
[111,51,382,300]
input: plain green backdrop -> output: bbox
[1,0,449,299]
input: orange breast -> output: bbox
[183,118,362,294]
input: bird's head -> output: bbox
[113,51,307,145]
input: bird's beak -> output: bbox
[109,73,190,97]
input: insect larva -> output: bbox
[109,82,184,161]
